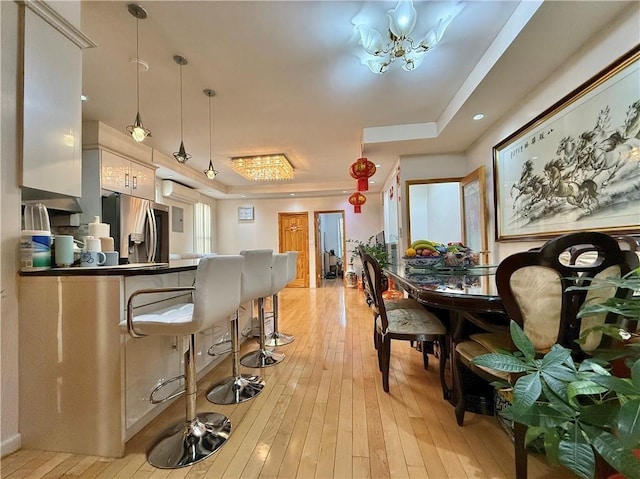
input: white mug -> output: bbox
[84,238,102,252]
[80,250,106,267]
[54,235,74,267]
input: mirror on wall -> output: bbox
[406,167,488,261]
[406,178,462,247]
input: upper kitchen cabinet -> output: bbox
[20,1,96,197]
[82,121,156,202]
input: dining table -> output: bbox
[384,258,510,403]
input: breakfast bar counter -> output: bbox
[18,258,234,458]
[19,258,200,276]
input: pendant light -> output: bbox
[173,55,191,164]
[203,89,219,180]
[125,4,151,143]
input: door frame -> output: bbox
[313,210,346,287]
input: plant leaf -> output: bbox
[540,379,575,417]
[579,403,618,429]
[585,425,640,479]
[510,320,535,361]
[541,346,572,369]
[472,353,531,373]
[511,372,542,413]
[543,427,561,465]
[558,424,594,479]
[591,375,638,396]
[633,359,640,389]
[567,380,608,406]
[618,398,640,448]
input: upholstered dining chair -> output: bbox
[359,247,447,394]
[452,231,639,479]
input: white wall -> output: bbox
[1,0,23,456]
[216,195,382,287]
[466,3,640,264]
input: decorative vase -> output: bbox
[344,269,357,288]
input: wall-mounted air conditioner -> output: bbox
[161,180,200,204]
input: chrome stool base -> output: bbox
[240,348,284,368]
[146,412,231,469]
[264,331,295,347]
[207,374,265,404]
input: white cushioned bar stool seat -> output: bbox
[206,253,266,404]
[239,249,285,368]
[121,255,243,469]
[265,252,295,347]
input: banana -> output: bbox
[411,239,436,249]
[412,242,437,253]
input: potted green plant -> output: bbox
[472,270,640,479]
[347,236,390,268]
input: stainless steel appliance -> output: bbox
[102,194,169,264]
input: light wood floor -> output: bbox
[2,280,576,479]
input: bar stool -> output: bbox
[239,249,285,368]
[286,251,298,284]
[265,253,295,347]
[207,254,266,404]
[122,255,243,469]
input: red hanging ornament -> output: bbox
[348,192,366,214]
[349,157,376,191]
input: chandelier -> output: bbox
[355,0,463,74]
[231,154,294,181]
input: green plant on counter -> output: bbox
[347,236,389,268]
[472,269,640,479]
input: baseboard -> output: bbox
[1,433,21,457]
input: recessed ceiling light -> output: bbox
[369,180,375,184]
[375,164,381,168]
[342,190,347,194]
[290,193,295,196]
[80,94,88,101]
[241,195,246,198]
[473,113,485,121]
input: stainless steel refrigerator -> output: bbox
[102,193,169,264]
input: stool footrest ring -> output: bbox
[150,375,186,404]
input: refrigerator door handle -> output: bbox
[148,203,158,262]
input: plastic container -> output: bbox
[88,216,110,240]
[23,203,50,232]
[21,230,52,271]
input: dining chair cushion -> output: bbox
[579,264,622,351]
[468,332,514,353]
[509,265,562,353]
[120,303,195,336]
[385,297,425,310]
[376,308,446,336]
[455,340,511,381]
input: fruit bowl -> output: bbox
[442,251,479,267]
[402,255,443,268]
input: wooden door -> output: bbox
[278,212,309,287]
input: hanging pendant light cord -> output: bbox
[179,65,184,141]
[208,94,212,159]
[135,17,140,113]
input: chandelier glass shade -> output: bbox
[355,0,463,74]
[173,55,191,164]
[125,4,151,142]
[231,154,294,181]
[203,89,218,180]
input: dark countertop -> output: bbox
[20,259,200,277]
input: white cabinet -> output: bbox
[101,150,155,200]
[21,2,94,197]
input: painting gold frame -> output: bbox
[493,46,640,241]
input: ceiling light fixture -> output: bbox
[173,55,191,164]
[231,154,294,181]
[355,0,463,74]
[202,89,219,180]
[125,3,151,142]
[473,113,485,121]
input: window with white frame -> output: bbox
[194,202,212,253]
